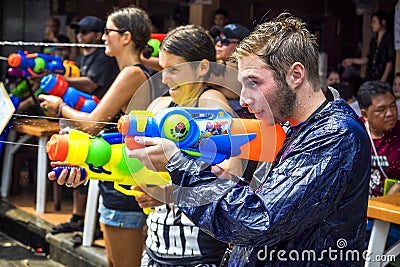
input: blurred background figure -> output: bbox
[213,8,229,27]
[326,69,341,87]
[210,23,250,63]
[392,72,400,115]
[341,11,394,83]
[42,17,70,55]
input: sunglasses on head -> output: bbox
[74,29,94,35]
[103,28,127,35]
[215,36,239,46]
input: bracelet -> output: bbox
[57,103,67,118]
[55,99,63,112]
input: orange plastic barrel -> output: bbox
[230,119,285,162]
[46,134,69,161]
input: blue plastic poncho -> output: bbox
[167,99,370,266]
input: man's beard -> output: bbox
[272,81,296,123]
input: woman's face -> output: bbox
[326,72,340,86]
[393,76,400,98]
[159,50,204,105]
[102,20,124,57]
[370,15,382,33]
[215,33,238,62]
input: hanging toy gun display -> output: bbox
[147,33,166,57]
[38,74,100,112]
[46,130,171,214]
[118,107,286,165]
[7,50,80,77]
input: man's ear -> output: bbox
[286,62,305,90]
[361,108,368,120]
[197,59,210,77]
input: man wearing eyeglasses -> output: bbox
[210,23,250,63]
[50,16,119,240]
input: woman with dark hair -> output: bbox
[342,11,394,83]
[41,6,153,267]
[133,24,240,267]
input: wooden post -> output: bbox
[189,0,220,29]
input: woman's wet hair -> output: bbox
[160,25,224,79]
[108,5,152,56]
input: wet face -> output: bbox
[159,50,204,105]
[393,76,400,98]
[363,91,398,135]
[326,72,340,86]
[238,55,296,125]
[215,33,239,62]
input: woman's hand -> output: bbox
[341,58,353,68]
[131,185,165,209]
[38,94,63,116]
[48,161,87,188]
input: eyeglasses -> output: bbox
[74,29,94,35]
[215,36,239,46]
[103,28,126,35]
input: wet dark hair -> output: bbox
[371,11,388,25]
[160,25,223,79]
[108,6,152,57]
[357,80,394,109]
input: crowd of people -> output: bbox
[5,4,400,267]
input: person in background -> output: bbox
[40,6,153,266]
[42,17,70,55]
[392,72,400,113]
[127,13,370,266]
[50,15,119,239]
[326,69,341,87]
[213,8,229,27]
[357,80,400,248]
[342,11,394,83]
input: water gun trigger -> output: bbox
[125,136,145,150]
[113,183,154,214]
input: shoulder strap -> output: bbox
[133,63,154,102]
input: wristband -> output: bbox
[57,103,67,118]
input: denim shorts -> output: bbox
[98,197,146,229]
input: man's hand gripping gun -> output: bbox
[46,129,171,214]
[118,107,286,164]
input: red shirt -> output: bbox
[369,120,400,197]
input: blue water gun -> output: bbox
[39,74,100,112]
[118,107,286,164]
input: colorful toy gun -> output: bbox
[147,33,166,57]
[9,79,34,98]
[46,130,171,214]
[7,50,80,77]
[39,74,100,112]
[118,107,286,164]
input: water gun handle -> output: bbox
[52,166,153,214]
[52,166,87,181]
